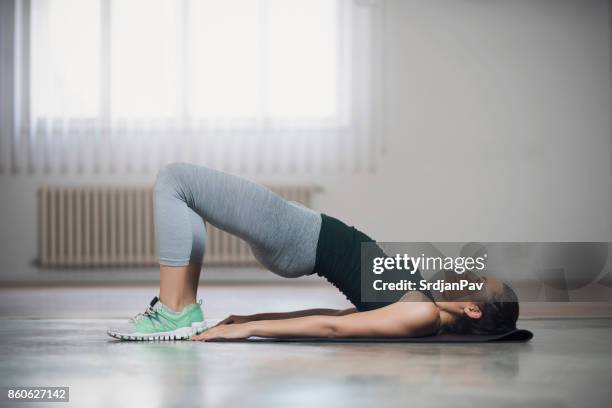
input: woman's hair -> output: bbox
[441,283,519,335]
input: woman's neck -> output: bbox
[437,308,457,329]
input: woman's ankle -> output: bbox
[159,264,201,312]
[159,296,196,313]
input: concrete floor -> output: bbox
[1,286,611,408]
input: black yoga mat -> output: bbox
[209,328,533,343]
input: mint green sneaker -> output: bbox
[107,296,207,341]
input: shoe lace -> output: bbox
[129,296,160,323]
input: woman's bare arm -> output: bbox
[215,308,357,326]
[193,302,439,341]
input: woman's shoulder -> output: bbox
[393,292,440,332]
[399,290,435,304]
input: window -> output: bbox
[5,0,383,175]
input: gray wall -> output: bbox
[0,0,610,283]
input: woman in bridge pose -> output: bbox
[107,163,518,341]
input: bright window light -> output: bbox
[31,0,100,118]
[31,0,340,122]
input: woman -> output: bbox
[107,163,519,341]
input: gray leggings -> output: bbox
[153,163,322,278]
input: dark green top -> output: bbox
[313,214,433,311]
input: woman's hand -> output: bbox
[191,323,253,341]
[214,314,254,327]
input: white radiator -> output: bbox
[37,185,320,268]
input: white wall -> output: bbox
[319,0,612,243]
[0,0,610,283]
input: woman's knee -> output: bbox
[154,163,197,195]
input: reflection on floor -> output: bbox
[0,286,611,408]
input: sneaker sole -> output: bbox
[107,322,208,341]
